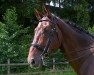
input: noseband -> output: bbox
[31,17,58,56]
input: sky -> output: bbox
[47,1,63,8]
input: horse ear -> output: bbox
[34,9,43,20]
[43,6,51,18]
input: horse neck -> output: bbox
[58,19,92,48]
[56,17,94,72]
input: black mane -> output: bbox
[65,20,94,38]
[52,14,94,38]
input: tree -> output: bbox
[86,0,94,27]
[0,7,31,63]
[61,0,90,30]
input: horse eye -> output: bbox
[44,29,47,32]
[41,29,49,36]
[44,28,49,34]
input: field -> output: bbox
[31,71,76,75]
[8,71,76,75]
[30,71,76,75]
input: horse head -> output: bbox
[27,8,62,67]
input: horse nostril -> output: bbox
[31,59,35,64]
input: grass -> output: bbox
[43,71,76,75]
[8,71,77,75]
[28,71,77,75]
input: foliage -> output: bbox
[88,26,94,35]
[0,7,31,63]
[0,22,7,62]
[74,0,90,30]
[60,0,90,30]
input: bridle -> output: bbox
[31,17,59,56]
[31,16,94,63]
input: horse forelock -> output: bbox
[33,16,51,42]
[36,16,50,28]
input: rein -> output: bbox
[67,40,94,62]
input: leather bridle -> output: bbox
[31,17,59,56]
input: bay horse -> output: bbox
[27,8,94,75]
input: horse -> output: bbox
[27,8,94,75]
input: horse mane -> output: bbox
[64,20,94,38]
[52,13,94,38]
